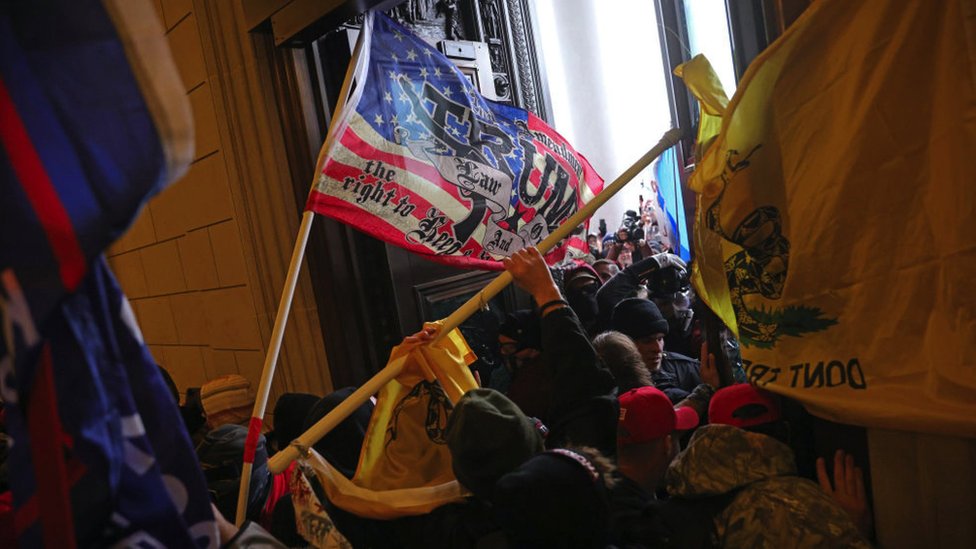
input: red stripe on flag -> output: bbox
[321,159,445,218]
[526,111,603,196]
[25,345,77,548]
[306,190,504,271]
[338,129,467,202]
[0,77,87,291]
[14,459,87,537]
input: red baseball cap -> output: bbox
[617,386,699,444]
[708,383,782,429]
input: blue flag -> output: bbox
[4,260,218,546]
[0,0,192,326]
[0,0,212,545]
[652,147,691,261]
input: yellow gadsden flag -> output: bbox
[682,0,976,437]
[298,323,479,519]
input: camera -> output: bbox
[616,210,642,242]
[646,260,691,298]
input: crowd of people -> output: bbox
[154,227,875,547]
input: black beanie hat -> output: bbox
[611,298,670,339]
[492,449,611,548]
[446,388,544,500]
[303,387,374,479]
[272,393,319,451]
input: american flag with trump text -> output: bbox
[306,12,603,269]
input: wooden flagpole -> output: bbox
[234,12,375,527]
[234,209,314,525]
[267,127,683,475]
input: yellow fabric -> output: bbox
[673,54,728,162]
[682,0,976,437]
[301,448,469,520]
[301,323,478,518]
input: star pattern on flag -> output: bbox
[315,13,603,272]
[366,17,545,180]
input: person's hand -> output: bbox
[502,247,561,305]
[817,450,873,536]
[699,341,721,388]
[402,325,437,349]
[650,252,687,271]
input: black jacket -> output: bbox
[652,352,702,404]
[542,306,619,458]
[595,256,662,332]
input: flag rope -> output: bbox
[267,127,683,475]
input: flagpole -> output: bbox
[234,11,376,528]
[234,209,315,525]
[267,127,683,475]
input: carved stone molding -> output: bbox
[502,0,545,118]
[387,0,545,116]
[471,0,547,118]
[389,0,469,44]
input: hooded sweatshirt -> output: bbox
[666,424,870,549]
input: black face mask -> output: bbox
[567,283,599,323]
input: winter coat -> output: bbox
[666,424,870,549]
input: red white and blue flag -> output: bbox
[306,12,604,269]
[1,1,216,546]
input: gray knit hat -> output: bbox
[445,388,544,499]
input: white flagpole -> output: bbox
[267,127,684,475]
[234,11,376,527]
[234,210,314,526]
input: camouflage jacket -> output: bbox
[666,424,871,549]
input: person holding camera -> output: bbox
[604,214,641,263]
[604,210,671,264]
